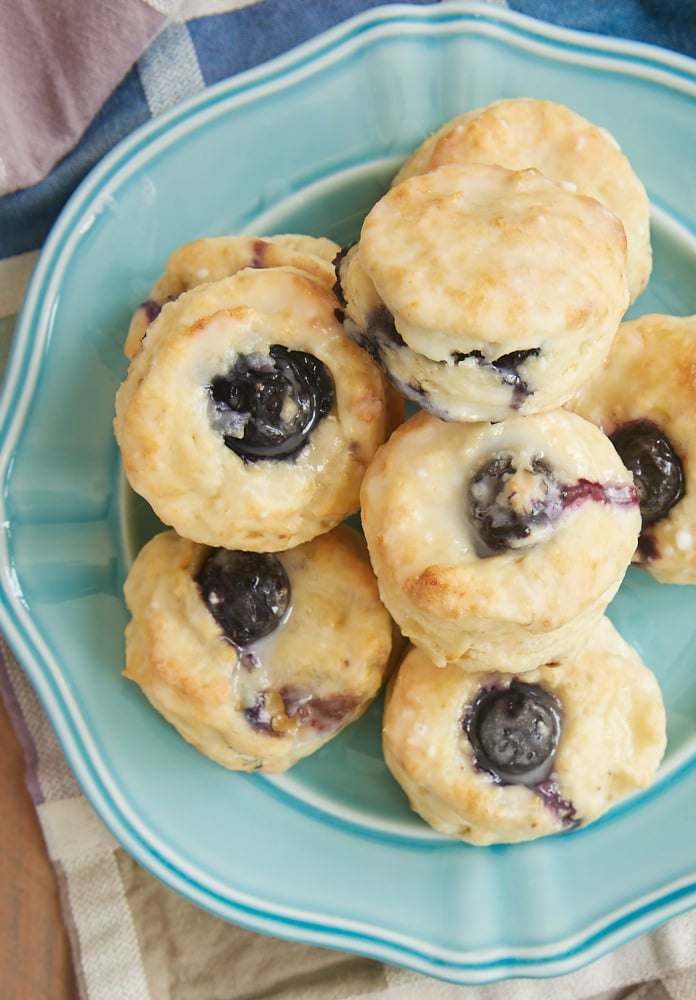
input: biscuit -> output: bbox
[115,266,401,551]
[568,313,696,583]
[360,408,640,670]
[124,526,394,773]
[382,619,666,845]
[336,163,629,422]
[125,233,340,359]
[393,98,651,302]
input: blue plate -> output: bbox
[2,2,696,985]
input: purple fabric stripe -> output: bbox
[0,0,167,195]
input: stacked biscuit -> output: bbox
[336,98,672,845]
[114,234,400,773]
[115,98,693,843]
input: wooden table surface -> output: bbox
[0,691,77,998]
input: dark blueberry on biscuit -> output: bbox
[468,453,562,554]
[331,246,353,311]
[141,298,163,324]
[452,348,539,405]
[366,305,407,348]
[465,680,562,786]
[560,478,638,509]
[451,349,483,367]
[491,348,540,404]
[281,687,360,732]
[243,687,358,736]
[196,549,290,647]
[250,238,272,268]
[209,345,335,461]
[244,691,278,734]
[609,419,685,524]
[340,305,408,385]
[536,778,579,829]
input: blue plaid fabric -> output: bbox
[0,0,694,261]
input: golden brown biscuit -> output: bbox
[393,98,651,302]
[115,267,402,551]
[383,620,666,845]
[568,313,696,583]
[360,408,640,670]
[125,233,340,359]
[124,526,394,773]
[336,163,629,422]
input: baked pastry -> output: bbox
[125,233,340,359]
[392,97,651,303]
[124,526,394,773]
[360,407,641,670]
[568,313,696,583]
[382,618,666,845]
[114,266,401,551]
[335,162,629,422]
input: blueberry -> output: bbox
[281,687,359,732]
[610,419,684,524]
[141,298,162,324]
[465,680,562,786]
[243,687,358,736]
[491,348,540,404]
[332,246,353,311]
[468,453,562,554]
[559,478,638,509]
[535,778,579,829]
[638,532,661,562]
[209,345,335,461]
[250,238,271,268]
[366,306,407,348]
[195,549,290,647]
[452,348,539,406]
[243,691,278,735]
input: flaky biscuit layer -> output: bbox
[393,98,651,302]
[125,233,340,359]
[338,163,628,422]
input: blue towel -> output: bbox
[1,0,694,260]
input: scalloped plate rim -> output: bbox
[2,1,696,985]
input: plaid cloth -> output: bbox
[1,0,696,258]
[2,2,696,997]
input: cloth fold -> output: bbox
[0,0,176,197]
[2,1,696,997]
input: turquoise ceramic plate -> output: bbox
[2,2,696,985]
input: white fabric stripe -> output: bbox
[39,798,151,1000]
[57,846,151,999]
[141,0,180,14]
[174,0,505,19]
[0,250,38,318]
[38,796,119,861]
[138,21,205,117]
[0,155,8,198]
[4,647,150,997]
[664,967,696,1000]
[174,0,265,17]
[2,645,81,802]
